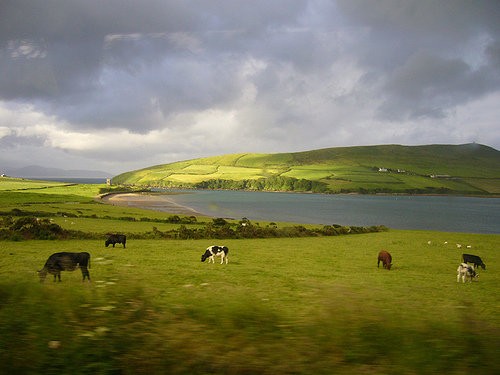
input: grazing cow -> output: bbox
[201,245,229,264]
[377,250,392,270]
[457,262,478,283]
[105,234,126,248]
[462,254,486,270]
[38,252,91,282]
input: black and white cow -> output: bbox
[201,245,229,264]
[38,252,91,282]
[105,234,126,248]
[462,253,486,270]
[456,262,478,283]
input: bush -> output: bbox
[193,176,329,193]
[0,214,387,242]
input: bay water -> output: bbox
[165,190,500,234]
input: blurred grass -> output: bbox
[1,233,498,374]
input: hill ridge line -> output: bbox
[111,144,500,195]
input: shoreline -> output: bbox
[100,192,203,216]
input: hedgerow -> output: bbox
[0,215,387,241]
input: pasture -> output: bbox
[0,178,498,373]
[1,231,498,374]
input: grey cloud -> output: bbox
[0,0,499,173]
[379,52,499,120]
[485,40,500,71]
[0,0,315,130]
[336,0,500,121]
[336,0,500,41]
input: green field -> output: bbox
[0,178,499,374]
[111,144,500,195]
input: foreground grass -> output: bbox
[1,179,498,373]
[1,232,498,374]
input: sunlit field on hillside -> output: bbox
[111,145,500,194]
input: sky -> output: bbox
[1,0,499,175]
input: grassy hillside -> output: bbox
[112,143,500,195]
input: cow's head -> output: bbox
[387,263,392,270]
[201,253,209,262]
[38,269,47,282]
[480,263,486,270]
[104,240,111,247]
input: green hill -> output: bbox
[112,143,500,195]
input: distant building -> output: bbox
[378,168,388,172]
[430,174,451,178]
[106,178,111,185]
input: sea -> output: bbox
[162,189,500,234]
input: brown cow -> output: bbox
[377,250,392,270]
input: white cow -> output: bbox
[456,263,478,283]
[201,245,229,264]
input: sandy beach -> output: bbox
[101,192,202,216]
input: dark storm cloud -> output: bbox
[336,0,500,120]
[0,0,499,173]
[0,0,313,131]
[380,52,498,120]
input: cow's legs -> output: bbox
[81,267,90,282]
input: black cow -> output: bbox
[462,254,486,270]
[201,245,229,264]
[105,234,126,248]
[38,252,91,282]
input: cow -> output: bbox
[457,263,478,283]
[377,250,392,270]
[462,254,486,270]
[105,234,126,248]
[201,245,229,264]
[38,252,91,282]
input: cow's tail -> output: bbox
[88,254,91,269]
